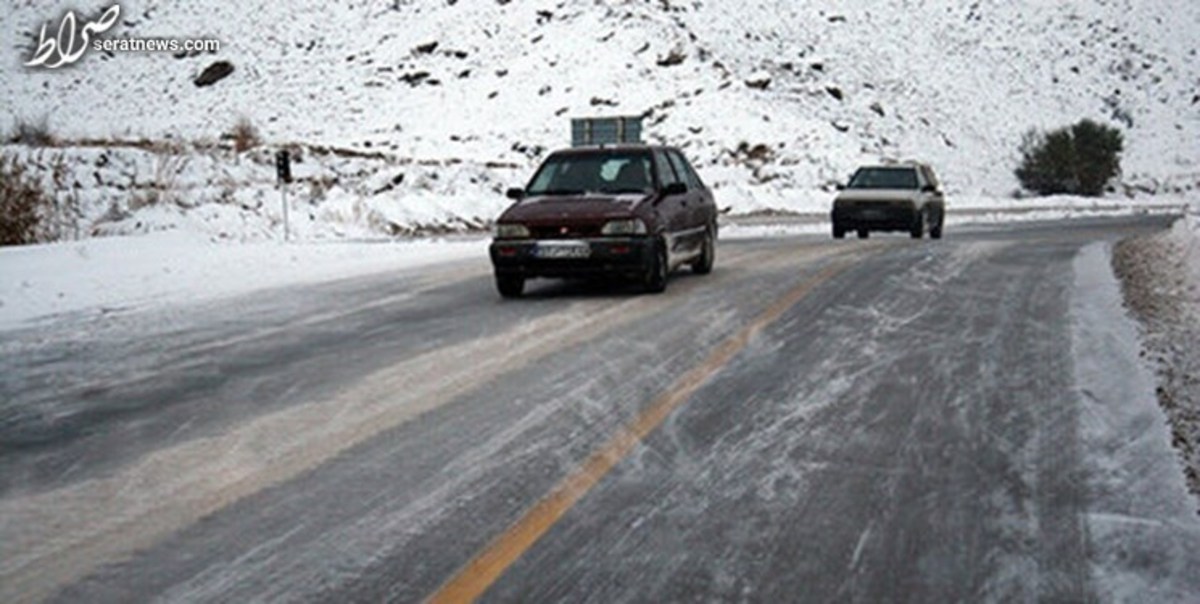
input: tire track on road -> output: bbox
[425,258,860,604]
[0,240,867,604]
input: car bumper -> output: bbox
[490,237,654,279]
[832,204,918,231]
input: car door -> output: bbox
[918,165,945,221]
[665,149,707,254]
[670,149,715,234]
[652,150,690,258]
[921,168,940,217]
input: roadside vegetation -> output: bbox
[227,116,262,153]
[1015,119,1124,197]
[0,153,47,245]
[8,115,57,147]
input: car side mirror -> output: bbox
[506,187,525,200]
[662,182,687,196]
[921,185,937,193]
[835,183,846,191]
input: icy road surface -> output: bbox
[2,216,1198,603]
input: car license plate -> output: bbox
[860,210,884,220]
[534,241,591,259]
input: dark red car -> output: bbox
[489,145,717,297]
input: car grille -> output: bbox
[855,200,899,209]
[530,224,604,239]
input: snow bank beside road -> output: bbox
[1071,242,1200,601]
[2,200,1191,332]
[0,143,517,242]
[0,232,486,331]
[1110,198,1200,502]
[1168,199,1200,291]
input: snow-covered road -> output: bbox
[1,216,1198,603]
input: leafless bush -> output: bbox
[309,176,336,202]
[147,138,187,155]
[129,188,158,212]
[131,152,186,211]
[42,153,83,240]
[0,154,50,245]
[11,116,57,147]
[227,117,261,153]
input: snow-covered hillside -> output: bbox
[3,0,1198,238]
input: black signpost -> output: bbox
[275,150,292,241]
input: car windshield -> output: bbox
[526,151,654,196]
[847,167,919,190]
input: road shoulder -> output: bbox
[1072,241,1200,600]
[1111,221,1200,503]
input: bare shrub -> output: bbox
[227,117,261,153]
[43,153,83,240]
[11,116,57,147]
[0,154,49,245]
[131,152,186,211]
[147,138,187,155]
[309,176,336,202]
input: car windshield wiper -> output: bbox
[534,188,585,196]
[599,188,650,195]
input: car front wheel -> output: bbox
[644,239,668,293]
[910,211,925,239]
[930,217,943,239]
[692,227,715,275]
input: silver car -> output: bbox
[831,163,945,239]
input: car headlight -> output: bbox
[495,223,531,239]
[601,219,647,236]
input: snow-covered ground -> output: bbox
[0,231,485,331]
[5,0,1196,191]
[1112,199,1200,500]
[1071,239,1200,600]
[2,1,1198,242]
[0,143,523,241]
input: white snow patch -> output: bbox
[718,222,829,240]
[1070,242,1200,600]
[0,231,486,331]
[3,0,1199,244]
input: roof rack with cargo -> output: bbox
[570,116,643,147]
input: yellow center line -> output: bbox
[425,259,854,604]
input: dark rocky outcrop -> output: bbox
[194,61,234,87]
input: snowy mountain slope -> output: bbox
[2,0,1198,237]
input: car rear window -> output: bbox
[848,167,919,190]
